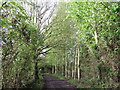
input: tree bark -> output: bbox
[52,66,55,74]
[55,65,57,74]
[77,47,80,81]
[72,62,74,78]
[65,59,68,78]
[62,63,64,76]
[35,61,39,80]
[74,47,77,80]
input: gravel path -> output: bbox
[44,74,76,89]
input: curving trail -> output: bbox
[44,74,76,89]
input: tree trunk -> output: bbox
[62,63,64,76]
[117,65,120,82]
[57,64,60,74]
[74,47,77,80]
[52,66,55,74]
[35,61,39,80]
[77,47,80,81]
[55,65,57,74]
[68,61,70,79]
[98,63,105,82]
[65,59,68,78]
[72,62,74,78]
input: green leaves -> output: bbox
[2,0,120,88]
[47,2,120,88]
[2,0,44,88]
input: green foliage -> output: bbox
[52,74,68,80]
[1,0,44,88]
[46,1,120,88]
[24,74,44,89]
[1,0,120,88]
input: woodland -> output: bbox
[1,0,120,88]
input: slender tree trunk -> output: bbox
[62,63,64,76]
[77,47,80,81]
[74,47,77,80]
[35,61,39,80]
[98,63,105,83]
[65,59,67,78]
[55,65,57,74]
[67,54,70,79]
[117,52,120,87]
[57,64,59,74]
[52,66,55,74]
[118,65,120,87]
[72,62,74,78]
[68,61,70,79]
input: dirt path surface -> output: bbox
[44,74,76,89]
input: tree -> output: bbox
[1,1,44,88]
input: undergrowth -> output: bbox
[24,74,44,89]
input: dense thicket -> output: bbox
[1,1,44,88]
